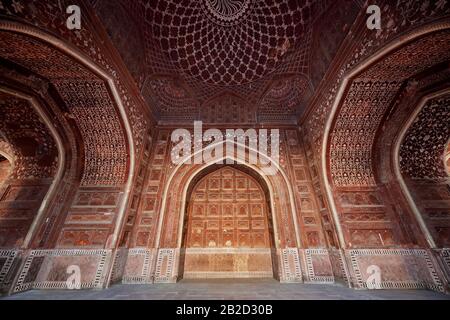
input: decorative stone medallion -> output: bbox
[202,0,252,27]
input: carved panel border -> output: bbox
[279,248,302,283]
[0,249,19,290]
[303,249,334,284]
[122,248,155,284]
[109,248,129,284]
[154,248,178,283]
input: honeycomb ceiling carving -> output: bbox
[148,0,311,87]
[91,0,358,123]
[400,94,450,181]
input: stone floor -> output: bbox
[2,279,450,300]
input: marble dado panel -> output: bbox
[108,248,306,284]
[153,248,180,283]
[278,248,303,283]
[12,249,112,293]
[0,249,21,293]
[328,248,350,285]
[183,248,273,279]
[10,247,443,292]
[122,247,337,284]
[437,248,450,285]
[122,248,156,284]
[109,248,129,284]
[122,248,339,284]
[347,249,444,292]
[299,249,334,284]
[441,249,450,271]
[150,248,301,283]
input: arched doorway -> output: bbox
[180,165,276,279]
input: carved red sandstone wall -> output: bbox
[185,166,272,249]
[0,0,449,294]
[0,0,154,293]
[0,31,128,249]
[157,137,298,250]
[295,1,450,290]
[120,127,337,283]
[302,2,450,201]
[0,0,156,252]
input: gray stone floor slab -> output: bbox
[2,279,449,300]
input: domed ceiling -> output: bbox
[91,0,360,123]
[150,0,306,86]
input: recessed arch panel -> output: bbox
[181,165,276,279]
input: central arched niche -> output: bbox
[179,164,277,279]
[156,147,302,283]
